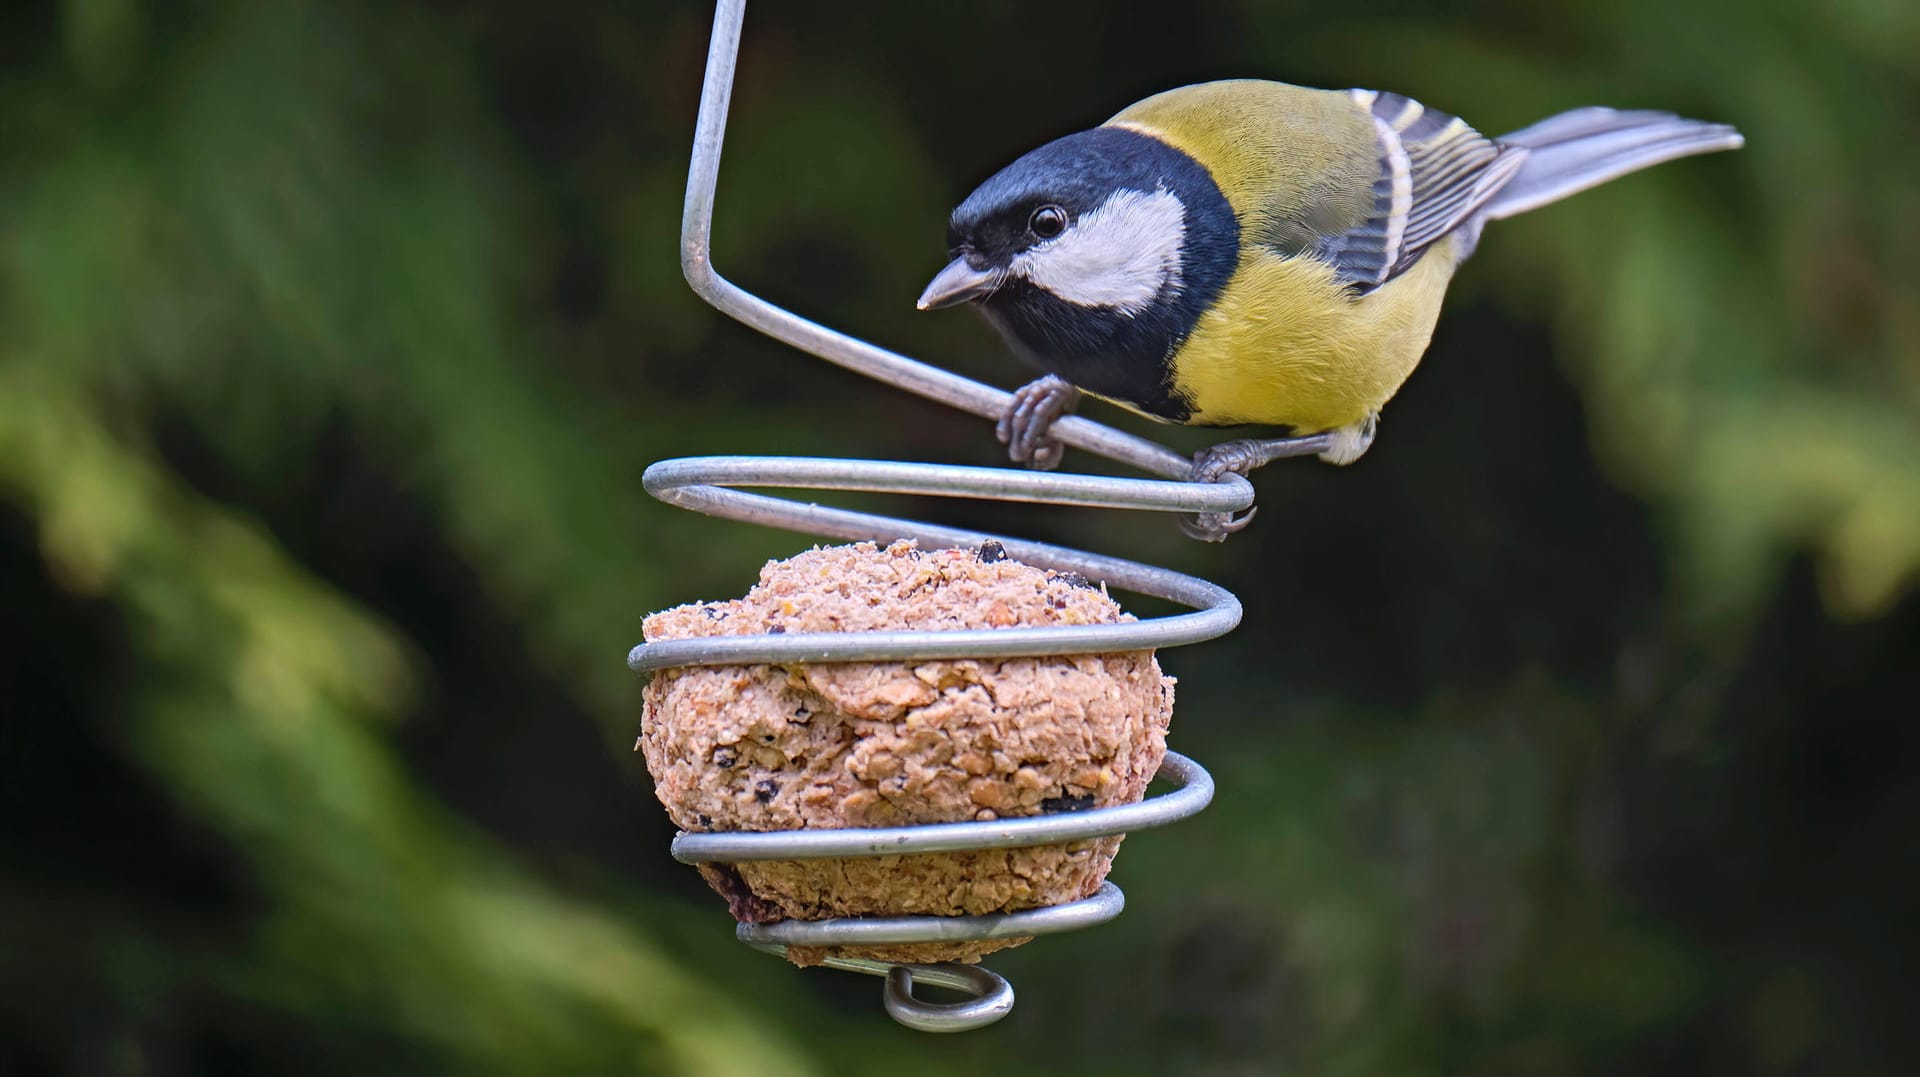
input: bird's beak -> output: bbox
[916,257,1004,310]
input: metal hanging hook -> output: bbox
[630,0,1251,1032]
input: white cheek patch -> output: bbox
[1010,186,1186,314]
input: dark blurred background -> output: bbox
[3,0,1916,1073]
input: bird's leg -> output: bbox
[996,374,1080,471]
[1178,421,1372,541]
[1315,412,1379,466]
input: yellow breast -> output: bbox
[1169,234,1460,430]
[1107,82,1459,432]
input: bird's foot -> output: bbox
[1179,440,1269,542]
[996,374,1079,471]
[1177,424,1370,541]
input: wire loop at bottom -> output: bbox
[680,756,1208,1031]
[885,964,1016,1033]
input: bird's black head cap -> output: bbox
[941,126,1239,420]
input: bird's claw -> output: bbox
[1179,440,1268,542]
[996,374,1079,471]
[1178,507,1258,541]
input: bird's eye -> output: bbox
[1028,205,1068,239]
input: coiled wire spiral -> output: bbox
[627,0,1268,1032]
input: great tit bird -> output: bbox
[916,80,1742,538]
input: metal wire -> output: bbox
[740,880,1128,949]
[632,0,1253,1033]
[671,752,1212,862]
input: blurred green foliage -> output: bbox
[2,0,1915,1074]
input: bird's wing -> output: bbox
[1312,90,1530,292]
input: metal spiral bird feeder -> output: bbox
[626,0,1263,1032]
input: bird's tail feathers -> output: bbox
[1480,107,1743,222]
